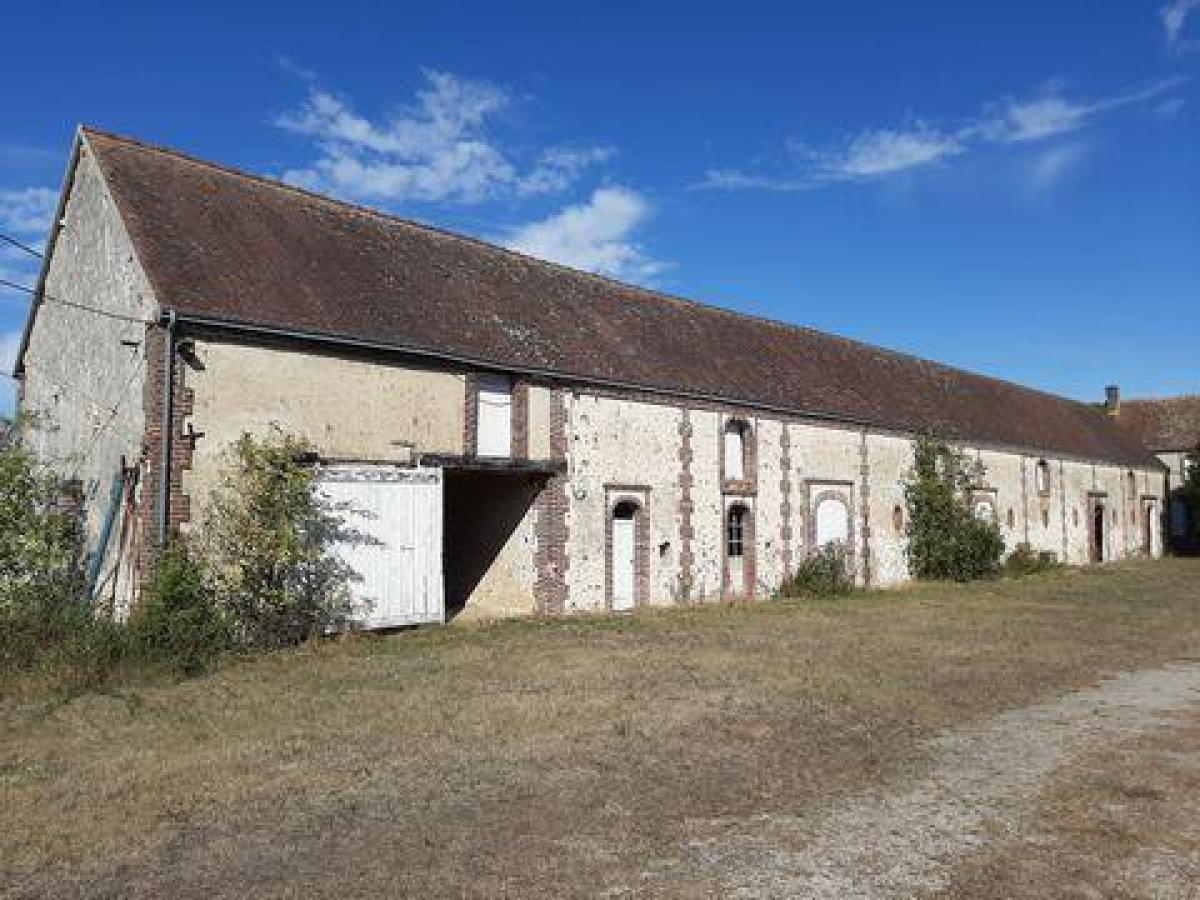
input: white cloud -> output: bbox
[821,124,962,179]
[700,78,1186,191]
[975,79,1184,143]
[504,187,665,284]
[1162,0,1200,46]
[276,70,611,204]
[1025,144,1087,191]
[0,187,56,237]
[1156,96,1187,117]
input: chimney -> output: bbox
[1105,385,1120,416]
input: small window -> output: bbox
[1042,509,1050,528]
[1006,508,1015,529]
[727,506,746,558]
[724,420,749,482]
[892,504,904,533]
[1035,460,1050,495]
[1072,508,1079,528]
[476,374,512,457]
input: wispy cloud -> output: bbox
[0,187,56,237]
[1025,143,1087,192]
[817,124,963,179]
[973,79,1185,143]
[697,78,1186,192]
[1161,0,1200,47]
[504,187,665,284]
[276,70,612,204]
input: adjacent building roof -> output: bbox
[71,127,1158,467]
[1117,396,1200,454]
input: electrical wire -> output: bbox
[0,278,151,325]
[0,232,43,259]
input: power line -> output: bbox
[0,232,43,259]
[0,277,150,325]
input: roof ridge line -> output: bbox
[78,125,1134,421]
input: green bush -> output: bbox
[904,434,1005,582]
[198,432,360,649]
[129,542,231,675]
[1001,542,1061,578]
[777,542,853,598]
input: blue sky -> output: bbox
[2,1,1198,414]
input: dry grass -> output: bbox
[2,559,1199,898]
[934,711,1200,898]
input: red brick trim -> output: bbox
[780,423,794,575]
[858,430,872,588]
[137,323,195,596]
[676,408,695,602]
[533,388,569,614]
[511,379,529,459]
[720,414,757,494]
[463,372,479,456]
[604,488,650,610]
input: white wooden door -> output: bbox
[477,375,512,457]
[611,515,636,611]
[815,496,849,548]
[319,467,444,628]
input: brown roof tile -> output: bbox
[81,127,1159,467]
[1118,396,1200,453]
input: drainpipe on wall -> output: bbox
[157,310,176,548]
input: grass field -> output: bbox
[3,559,1200,897]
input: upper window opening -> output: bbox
[476,374,512,458]
[726,505,746,558]
[724,419,749,482]
[613,500,638,520]
[1035,460,1051,495]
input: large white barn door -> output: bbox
[318,467,444,628]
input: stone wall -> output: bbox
[20,143,158,612]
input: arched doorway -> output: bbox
[611,500,639,611]
[1091,500,1106,563]
[815,495,850,549]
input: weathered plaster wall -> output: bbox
[563,393,683,611]
[182,338,465,519]
[754,417,786,593]
[866,433,913,586]
[20,145,157,610]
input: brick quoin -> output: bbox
[533,387,569,614]
[137,323,195,598]
[780,422,793,576]
[676,408,694,602]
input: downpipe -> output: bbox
[157,310,176,548]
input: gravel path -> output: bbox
[626,662,1200,898]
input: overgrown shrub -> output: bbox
[904,434,1005,582]
[198,431,360,649]
[129,541,231,675]
[1001,542,1061,578]
[0,435,88,676]
[777,542,853,598]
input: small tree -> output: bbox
[904,434,1005,581]
[198,431,359,649]
[1179,441,1200,547]
[0,438,82,619]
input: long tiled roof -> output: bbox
[1118,396,1200,453]
[80,127,1159,466]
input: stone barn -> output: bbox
[1110,390,1200,555]
[14,127,1169,622]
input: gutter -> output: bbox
[157,310,176,548]
[166,309,1166,473]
